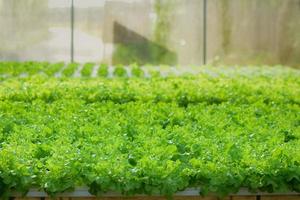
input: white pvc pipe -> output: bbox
[10,187,300,197]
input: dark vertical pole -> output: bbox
[71,0,74,62]
[203,0,207,65]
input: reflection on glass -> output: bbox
[0,0,71,61]
[1,0,298,67]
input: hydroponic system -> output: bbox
[0,62,299,199]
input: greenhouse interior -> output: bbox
[0,0,299,200]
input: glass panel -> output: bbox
[74,0,204,66]
[73,0,104,63]
[167,0,203,66]
[207,0,300,66]
[3,0,298,67]
[0,0,71,62]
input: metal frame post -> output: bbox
[203,0,207,65]
[71,0,74,63]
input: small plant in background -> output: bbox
[44,62,65,76]
[149,68,161,78]
[81,62,95,77]
[97,63,109,77]
[131,63,144,77]
[24,61,49,76]
[113,65,127,77]
[62,62,79,77]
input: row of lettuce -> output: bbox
[1,62,299,79]
[0,62,155,78]
[0,71,299,198]
[0,72,299,106]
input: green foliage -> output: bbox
[43,62,65,76]
[131,65,144,77]
[113,65,127,77]
[112,43,177,66]
[148,68,161,78]
[81,63,95,77]
[97,63,109,77]
[62,62,79,77]
[0,66,299,198]
[0,61,49,76]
